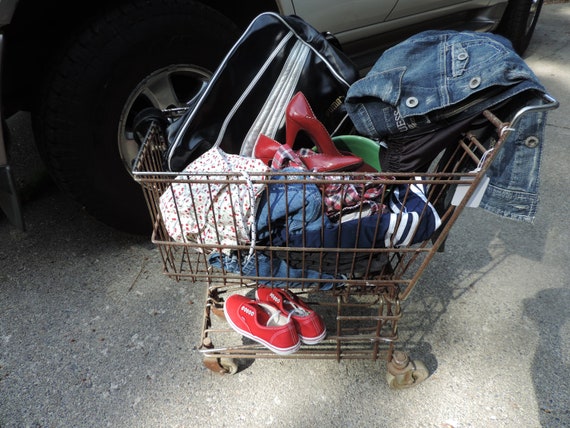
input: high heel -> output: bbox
[285,92,363,172]
[255,132,368,171]
[254,134,282,166]
[255,133,358,171]
[301,151,367,172]
[254,93,365,172]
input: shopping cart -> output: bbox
[132,93,558,388]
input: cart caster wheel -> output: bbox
[386,350,429,389]
[219,357,239,375]
[203,356,239,375]
[211,305,225,319]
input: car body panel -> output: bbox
[388,0,487,19]
[285,0,508,68]
[290,0,397,33]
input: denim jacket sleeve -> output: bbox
[481,96,549,223]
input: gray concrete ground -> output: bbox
[1,4,569,427]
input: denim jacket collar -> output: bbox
[345,30,546,138]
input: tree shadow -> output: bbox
[524,288,570,427]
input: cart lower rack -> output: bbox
[132,94,558,388]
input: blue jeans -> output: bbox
[267,183,441,249]
[208,251,340,290]
[256,167,331,244]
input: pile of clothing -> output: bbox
[159,28,552,288]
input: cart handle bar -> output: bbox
[509,93,559,129]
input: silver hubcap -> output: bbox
[118,65,211,174]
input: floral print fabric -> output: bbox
[159,148,268,251]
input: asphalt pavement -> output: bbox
[1,3,569,427]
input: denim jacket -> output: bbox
[345,30,552,222]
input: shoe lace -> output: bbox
[284,298,309,317]
[265,307,308,327]
[289,307,309,318]
[266,310,282,327]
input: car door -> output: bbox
[387,0,478,20]
[290,0,398,33]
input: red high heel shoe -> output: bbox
[255,132,366,172]
[285,92,363,172]
[254,134,282,166]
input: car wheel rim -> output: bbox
[118,65,212,174]
[526,0,541,35]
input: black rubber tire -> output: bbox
[496,0,544,55]
[33,0,239,234]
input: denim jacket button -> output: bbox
[524,136,539,148]
[405,97,419,108]
[457,52,468,60]
[469,76,482,89]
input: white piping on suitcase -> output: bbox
[166,22,290,169]
[239,40,309,156]
[212,33,294,150]
[166,12,353,170]
[165,14,277,170]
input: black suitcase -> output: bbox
[164,12,360,172]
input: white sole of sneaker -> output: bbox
[299,328,327,345]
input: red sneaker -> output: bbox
[255,287,327,345]
[223,294,301,355]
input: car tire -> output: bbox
[33,0,239,234]
[496,0,544,55]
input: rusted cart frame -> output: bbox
[133,94,558,387]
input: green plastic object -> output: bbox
[332,135,382,172]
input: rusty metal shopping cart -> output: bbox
[132,94,558,388]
